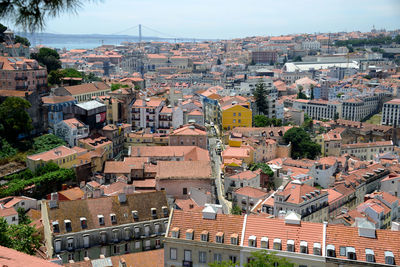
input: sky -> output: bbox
[7,0,400,39]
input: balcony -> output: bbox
[159,116,172,121]
[16,85,28,90]
[15,75,27,81]
[36,74,47,78]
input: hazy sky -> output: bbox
[10,0,400,39]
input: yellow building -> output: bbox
[78,136,113,160]
[26,145,78,172]
[221,104,252,131]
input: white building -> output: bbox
[341,95,379,121]
[292,99,341,120]
[340,141,394,161]
[54,118,89,147]
[301,40,321,50]
[381,98,400,126]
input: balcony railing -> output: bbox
[16,85,28,90]
[15,76,27,81]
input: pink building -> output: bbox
[0,56,47,93]
[168,123,208,149]
[155,161,212,199]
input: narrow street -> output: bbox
[208,132,232,214]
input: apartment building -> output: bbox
[341,95,379,122]
[54,118,89,147]
[224,170,260,198]
[54,82,111,103]
[165,208,400,266]
[168,124,208,150]
[131,98,165,130]
[78,136,113,160]
[381,98,400,126]
[293,99,341,120]
[0,56,47,93]
[274,180,329,223]
[42,191,169,263]
[340,141,393,161]
[26,145,78,172]
[251,51,278,64]
[42,95,77,131]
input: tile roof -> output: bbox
[234,186,268,199]
[46,191,168,235]
[130,146,209,161]
[168,209,244,244]
[243,215,324,253]
[58,187,84,201]
[64,82,110,95]
[0,245,60,267]
[277,181,326,205]
[326,224,400,265]
[155,161,211,180]
[229,170,259,180]
[27,145,76,162]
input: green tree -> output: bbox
[0,23,7,43]
[310,84,315,100]
[17,207,31,225]
[62,68,82,78]
[8,223,41,255]
[253,115,269,127]
[249,163,274,177]
[230,205,242,215]
[0,218,11,247]
[0,0,98,32]
[31,134,66,154]
[0,137,17,159]
[83,72,102,83]
[47,69,64,85]
[14,35,30,47]
[253,82,268,115]
[297,86,308,100]
[283,127,321,160]
[293,55,302,62]
[210,250,293,267]
[111,83,129,91]
[0,97,33,142]
[334,112,339,121]
[31,47,61,73]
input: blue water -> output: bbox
[18,33,209,50]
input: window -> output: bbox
[155,239,161,248]
[261,237,268,248]
[113,245,119,254]
[54,240,61,253]
[98,215,104,225]
[216,232,224,243]
[273,239,281,250]
[339,246,346,256]
[347,247,356,260]
[385,251,394,265]
[110,214,117,224]
[52,221,59,233]
[170,248,177,260]
[238,119,241,123]
[135,241,141,249]
[287,240,294,252]
[229,256,237,263]
[132,210,138,220]
[183,188,188,195]
[366,249,374,263]
[230,236,238,245]
[233,112,236,116]
[171,227,180,238]
[300,241,308,254]
[64,220,72,232]
[83,235,89,248]
[101,232,107,243]
[248,235,256,247]
[313,243,321,255]
[144,240,151,249]
[214,253,222,263]
[199,251,207,263]
[238,112,241,116]
[186,229,194,240]
[201,231,209,242]
[144,225,150,236]
[125,243,129,252]
[68,253,74,261]
[113,230,119,242]
[184,250,192,261]
[80,217,87,229]
[67,238,74,250]
[233,119,236,123]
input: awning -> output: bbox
[274,238,281,244]
[287,239,294,245]
[327,244,335,250]
[249,235,256,241]
[385,251,394,257]
[300,241,308,247]
[261,237,269,242]
[347,247,356,253]
[365,249,374,255]
[313,242,321,249]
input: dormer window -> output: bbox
[98,215,104,225]
[385,251,394,265]
[144,224,150,236]
[365,249,374,263]
[215,232,224,244]
[273,238,281,250]
[80,217,87,229]
[230,233,238,245]
[52,221,59,233]
[347,247,356,260]
[110,213,117,224]
[162,206,168,217]
[64,219,72,232]
[313,243,321,255]
[261,237,268,249]
[248,235,256,247]
[132,210,138,220]
[154,223,160,234]
[326,244,335,257]
[171,227,180,238]
[186,229,194,240]
[201,231,209,242]
[300,241,308,254]
[286,239,294,252]
[151,208,157,218]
